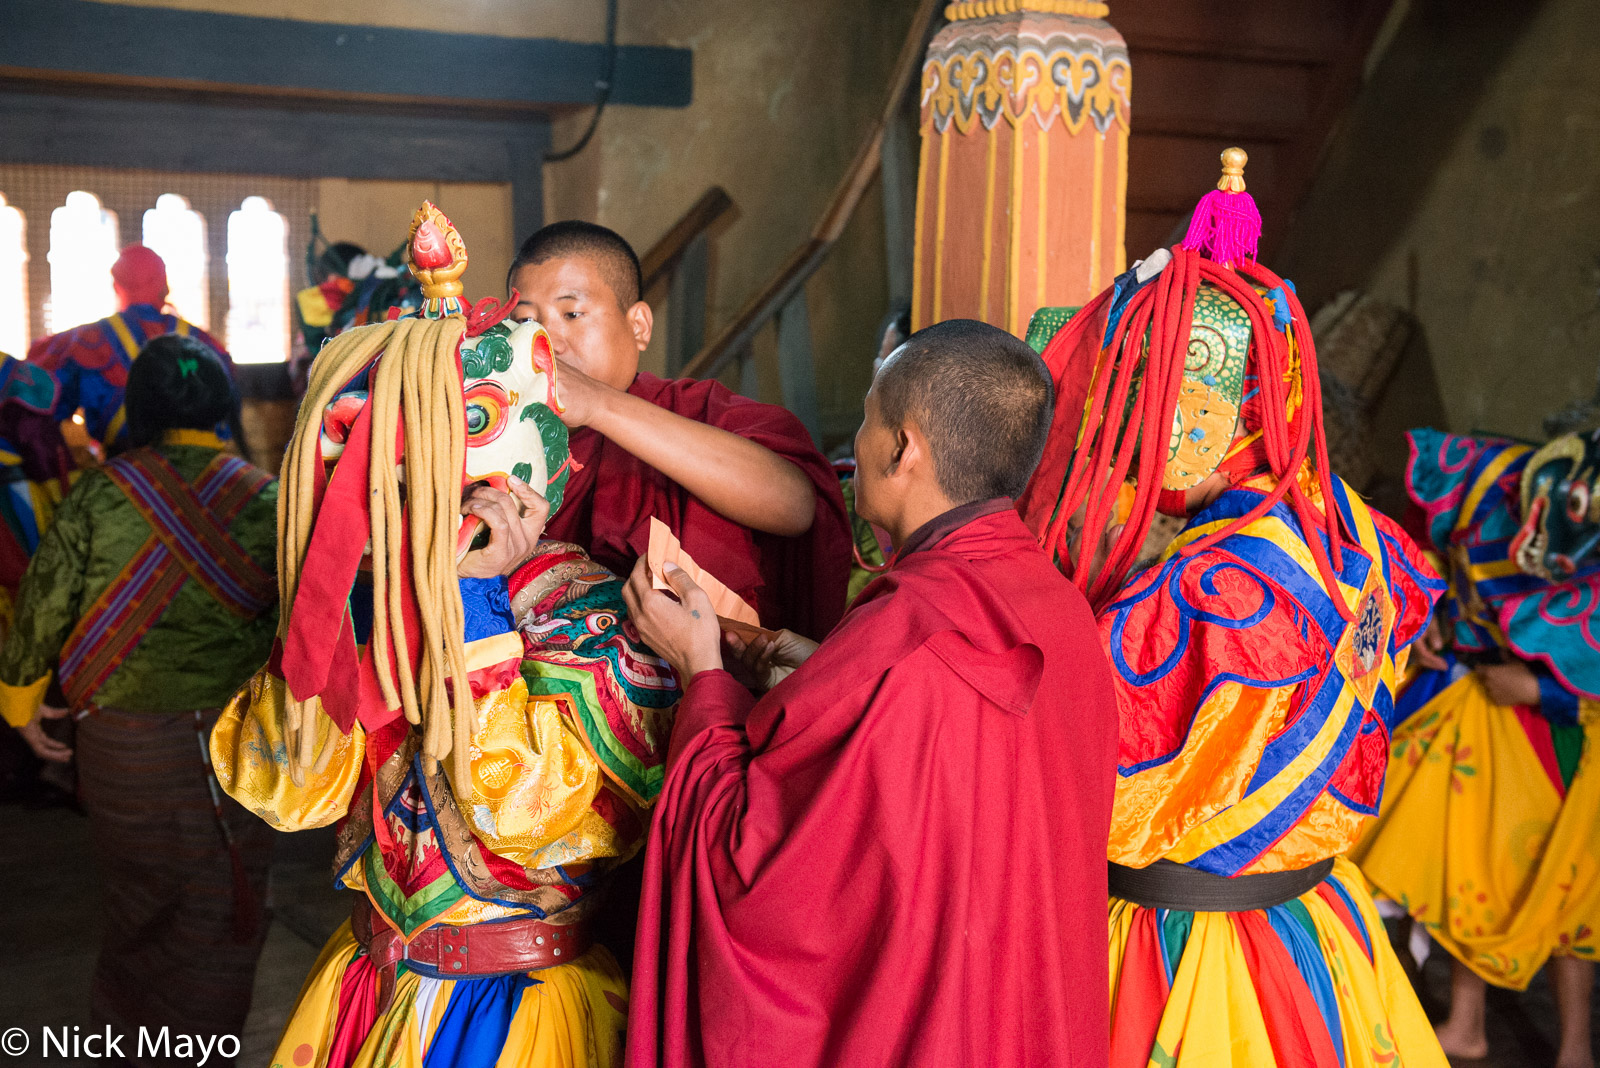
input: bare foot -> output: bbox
[1552,956,1595,1068]
[1555,1041,1595,1068]
[1437,959,1491,1061]
[1432,1018,1489,1061]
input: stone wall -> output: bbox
[1282,0,1595,443]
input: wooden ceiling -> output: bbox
[1117,0,1394,261]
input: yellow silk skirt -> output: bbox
[269,922,627,1068]
[1353,672,1600,989]
[1107,857,1445,1068]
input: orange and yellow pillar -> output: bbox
[912,0,1130,335]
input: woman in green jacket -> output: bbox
[1,335,278,1064]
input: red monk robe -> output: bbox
[627,501,1118,1068]
[543,371,852,637]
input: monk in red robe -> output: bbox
[621,320,1118,1068]
[509,222,851,637]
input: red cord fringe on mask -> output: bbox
[1021,246,1352,620]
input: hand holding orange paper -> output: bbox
[646,518,778,641]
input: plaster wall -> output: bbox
[1304,0,1600,441]
[545,0,921,445]
[313,179,513,300]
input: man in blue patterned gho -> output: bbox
[27,243,234,454]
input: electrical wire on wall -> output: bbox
[546,0,619,162]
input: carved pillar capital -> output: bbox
[912,4,1129,333]
[944,1,1109,20]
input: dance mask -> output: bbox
[317,203,572,557]
[1516,427,1600,580]
[1163,283,1252,491]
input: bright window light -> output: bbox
[142,194,209,329]
[225,196,289,364]
[46,191,119,334]
[0,195,27,358]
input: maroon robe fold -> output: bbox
[627,506,1118,1068]
[543,372,851,637]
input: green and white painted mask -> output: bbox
[458,318,572,515]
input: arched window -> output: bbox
[0,195,27,358]
[46,191,119,334]
[225,196,288,364]
[142,194,209,329]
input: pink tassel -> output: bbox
[1179,147,1261,266]
[1180,188,1261,266]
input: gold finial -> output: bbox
[1217,147,1248,194]
[406,201,469,301]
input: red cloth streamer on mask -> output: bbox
[1016,245,1353,620]
[465,288,521,337]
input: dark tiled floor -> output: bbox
[2,800,349,1067]
[3,796,1595,1067]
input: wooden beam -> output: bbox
[776,292,821,445]
[507,131,549,256]
[0,91,549,183]
[1123,35,1330,67]
[2,0,692,112]
[1114,0,1348,65]
[880,97,919,306]
[1125,53,1313,140]
[1260,0,1399,260]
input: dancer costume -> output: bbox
[1018,150,1450,1068]
[0,354,73,637]
[213,205,680,1068]
[28,303,232,450]
[1353,427,1600,987]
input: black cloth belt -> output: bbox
[1108,857,1336,912]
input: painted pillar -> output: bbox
[912,0,1130,336]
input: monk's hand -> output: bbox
[725,629,818,692]
[622,558,723,681]
[548,358,614,430]
[1478,661,1541,707]
[458,478,551,578]
[19,704,72,764]
[1412,613,1450,672]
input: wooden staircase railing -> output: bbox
[673,0,943,442]
[637,185,736,377]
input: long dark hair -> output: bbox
[124,334,238,451]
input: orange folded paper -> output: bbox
[646,518,776,640]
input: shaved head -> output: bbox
[508,220,642,309]
[873,319,1054,502]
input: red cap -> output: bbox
[111,244,169,309]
